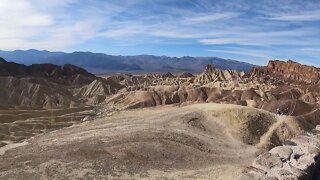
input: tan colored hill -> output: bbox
[0,103,308,179]
[106,85,264,110]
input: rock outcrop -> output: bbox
[194,64,246,84]
[238,125,320,180]
[161,72,175,78]
[177,72,194,78]
[251,60,320,84]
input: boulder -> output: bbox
[253,152,283,171]
[269,146,293,161]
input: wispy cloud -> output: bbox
[208,49,271,58]
[182,12,239,24]
[0,0,319,65]
[267,11,320,21]
[199,38,256,45]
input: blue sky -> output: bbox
[0,0,320,65]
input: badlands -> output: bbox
[1,58,320,179]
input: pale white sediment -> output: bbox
[0,141,28,156]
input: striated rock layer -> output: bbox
[251,60,320,84]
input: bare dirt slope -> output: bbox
[0,103,283,179]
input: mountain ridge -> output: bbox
[0,58,123,109]
[0,49,256,73]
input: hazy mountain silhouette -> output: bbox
[0,49,256,73]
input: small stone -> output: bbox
[278,169,297,179]
[270,146,293,161]
[298,154,315,168]
[82,116,91,122]
[253,152,283,171]
[24,160,31,166]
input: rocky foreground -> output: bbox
[239,125,320,179]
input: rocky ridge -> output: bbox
[251,60,320,84]
[194,64,246,84]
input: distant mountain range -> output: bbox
[0,49,256,73]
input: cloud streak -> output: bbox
[182,12,239,24]
[0,0,319,65]
[268,11,320,21]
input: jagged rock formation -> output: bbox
[106,74,152,87]
[194,64,246,84]
[105,61,320,119]
[177,72,194,78]
[161,72,175,78]
[74,79,123,104]
[251,60,320,84]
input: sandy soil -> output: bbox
[0,103,266,179]
[0,106,95,147]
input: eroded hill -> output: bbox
[105,61,320,120]
[0,103,308,179]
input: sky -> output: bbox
[0,0,320,66]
